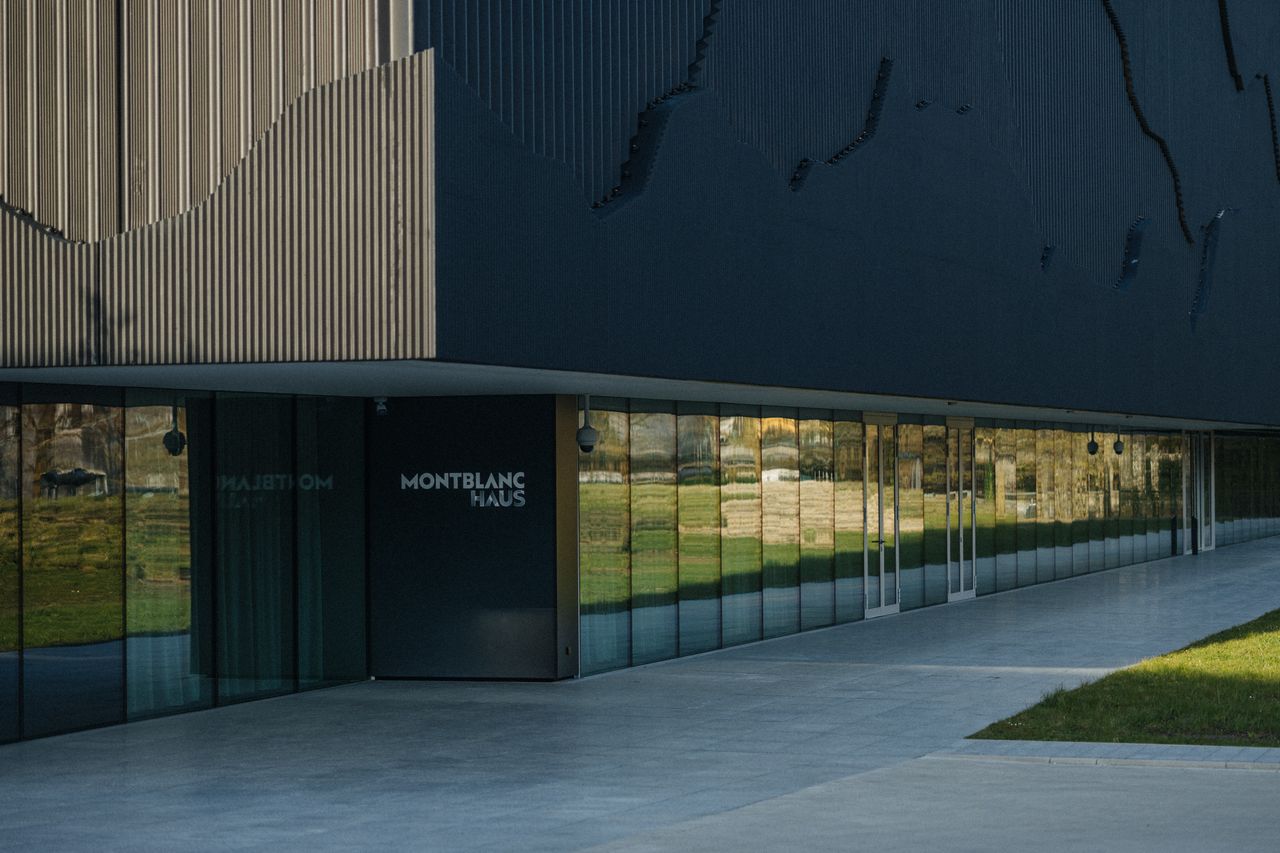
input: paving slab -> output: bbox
[2,538,1280,850]
[584,755,1280,853]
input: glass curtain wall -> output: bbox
[1015,427,1037,587]
[761,411,800,638]
[720,408,763,647]
[578,403,1280,675]
[922,425,948,606]
[215,394,296,701]
[1214,435,1280,547]
[295,397,367,689]
[994,427,1018,592]
[0,384,368,743]
[21,388,125,738]
[833,418,865,623]
[1054,430,1073,578]
[1,391,17,743]
[1035,427,1055,584]
[677,404,720,656]
[578,401,630,675]
[974,429,997,594]
[897,425,925,610]
[799,416,835,630]
[124,390,213,719]
[629,403,678,665]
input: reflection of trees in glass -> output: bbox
[126,406,193,637]
[1,406,18,655]
[629,411,676,664]
[761,416,799,637]
[578,407,630,673]
[21,403,123,649]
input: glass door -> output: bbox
[865,416,899,617]
[1187,432,1215,553]
[947,420,977,601]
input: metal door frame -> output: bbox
[1184,431,1215,554]
[864,413,900,618]
[947,417,977,602]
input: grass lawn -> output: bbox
[972,608,1280,747]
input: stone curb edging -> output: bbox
[926,752,1280,772]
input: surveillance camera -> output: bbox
[374,397,389,416]
[576,423,599,454]
[1087,439,1099,456]
[1113,439,1125,455]
[162,428,187,457]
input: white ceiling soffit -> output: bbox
[0,359,1272,432]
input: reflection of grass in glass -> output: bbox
[581,483,1194,615]
[678,484,720,601]
[973,608,1280,747]
[579,483,630,615]
[127,492,193,636]
[23,494,123,648]
[1,501,16,651]
[762,544,799,602]
[631,482,677,609]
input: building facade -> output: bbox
[4,1,1280,741]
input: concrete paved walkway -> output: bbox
[3,539,1280,851]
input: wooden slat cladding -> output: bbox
[0,0,414,242]
[0,213,97,367]
[1,49,435,367]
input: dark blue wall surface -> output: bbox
[417,1,1280,425]
[368,396,562,679]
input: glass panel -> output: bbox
[923,425,947,605]
[1264,438,1274,532]
[799,418,835,630]
[1104,442,1121,568]
[761,413,799,638]
[1035,427,1055,584]
[1088,436,1106,571]
[677,411,720,656]
[578,407,630,674]
[1213,437,1226,546]
[866,424,898,608]
[296,397,366,688]
[629,409,678,664]
[974,428,996,594]
[22,395,124,737]
[1246,439,1255,541]
[1118,434,1135,567]
[0,398,17,743]
[1134,434,1151,563]
[897,425,924,610]
[124,392,213,719]
[1171,435,1185,555]
[883,427,897,607]
[720,412,762,646]
[215,394,295,701]
[834,420,864,622]
[959,427,976,591]
[1072,432,1090,574]
[1166,433,1181,552]
[1054,430,1073,579]
[1269,439,1275,537]
[994,428,1017,592]
[866,427,882,608]
[1151,434,1168,557]
[1015,427,1037,587]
